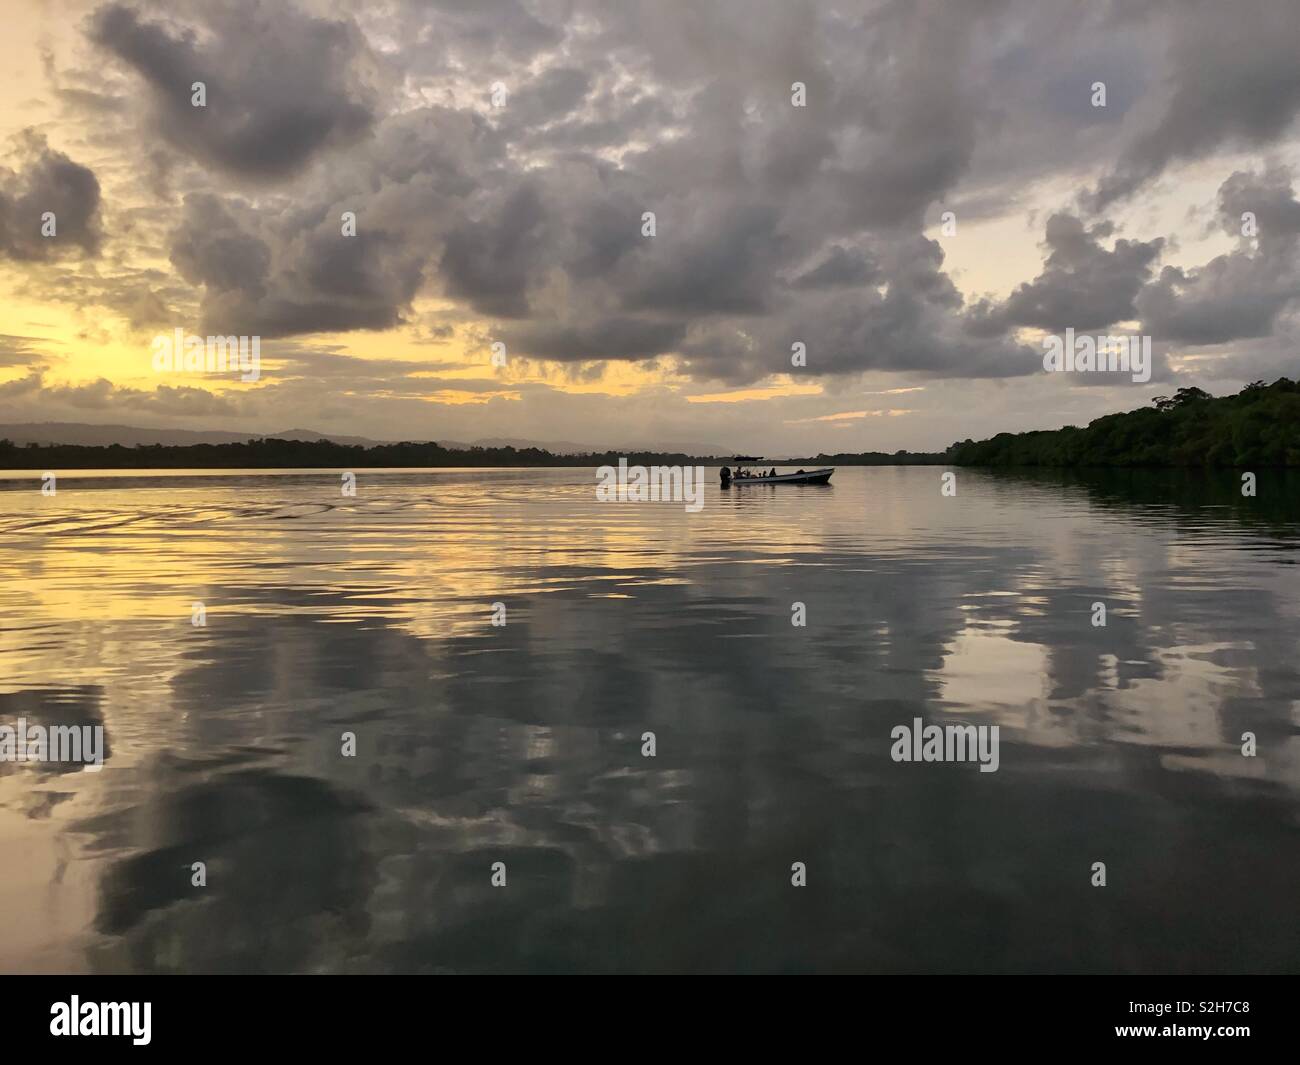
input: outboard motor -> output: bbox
[720,465,732,487]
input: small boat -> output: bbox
[720,459,833,487]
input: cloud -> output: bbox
[0,132,102,260]
[69,0,1049,384]
[624,203,785,316]
[1089,0,1300,208]
[679,236,1042,384]
[89,0,377,180]
[980,214,1164,333]
[1137,167,1300,343]
[0,334,52,369]
[498,317,687,363]
[790,245,880,289]
[0,370,240,417]
[439,183,550,319]
[167,191,425,336]
[161,100,508,335]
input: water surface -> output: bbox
[1,466,1297,973]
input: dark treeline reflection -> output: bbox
[984,466,1300,539]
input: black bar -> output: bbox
[2,975,1291,1051]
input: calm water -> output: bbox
[1,466,1297,973]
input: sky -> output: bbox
[1,0,1299,454]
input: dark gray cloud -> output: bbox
[167,191,426,336]
[1137,167,1300,344]
[89,0,376,180]
[161,99,510,335]
[0,133,102,260]
[389,0,563,70]
[439,183,550,319]
[981,214,1163,333]
[498,317,687,363]
[624,204,786,316]
[1089,0,1300,208]
[679,236,1041,384]
[501,67,593,129]
[790,245,880,290]
[168,193,269,298]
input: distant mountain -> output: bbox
[470,436,733,456]
[0,423,733,456]
[626,440,733,458]
[468,436,603,454]
[263,427,391,447]
[0,423,387,448]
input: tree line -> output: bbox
[0,438,948,469]
[3,377,1295,469]
[947,378,1300,467]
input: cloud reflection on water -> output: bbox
[0,466,1297,972]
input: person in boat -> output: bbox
[769,468,776,478]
